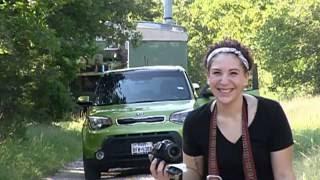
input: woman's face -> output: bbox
[207,53,249,105]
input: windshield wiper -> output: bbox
[130,100,156,103]
[95,102,121,106]
[94,99,157,105]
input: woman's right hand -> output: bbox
[149,158,170,180]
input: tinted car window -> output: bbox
[94,70,191,105]
[70,75,101,99]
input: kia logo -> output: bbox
[136,112,144,116]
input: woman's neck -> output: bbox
[216,95,243,119]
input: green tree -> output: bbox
[174,0,320,98]
[255,0,320,98]
[173,0,264,86]
[0,0,159,138]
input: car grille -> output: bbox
[117,116,165,125]
[100,131,182,162]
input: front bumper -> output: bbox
[83,131,182,169]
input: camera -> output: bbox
[150,139,182,163]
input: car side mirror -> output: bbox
[77,96,93,106]
[199,85,213,98]
[192,83,200,91]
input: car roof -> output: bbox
[106,65,186,74]
[77,72,105,76]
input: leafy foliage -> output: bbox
[1,0,320,138]
[173,0,264,86]
[0,0,159,138]
[255,0,320,97]
[172,0,320,99]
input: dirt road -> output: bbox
[43,159,154,180]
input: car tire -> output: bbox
[83,158,101,180]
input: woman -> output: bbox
[150,39,296,180]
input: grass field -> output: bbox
[281,96,320,179]
[0,120,82,180]
[0,96,319,179]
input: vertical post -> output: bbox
[163,0,174,24]
[252,63,259,90]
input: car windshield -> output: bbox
[94,69,192,105]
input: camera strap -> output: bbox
[208,97,257,180]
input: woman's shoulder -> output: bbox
[255,96,281,108]
[185,101,211,123]
[190,101,211,116]
[183,102,211,136]
[252,95,286,120]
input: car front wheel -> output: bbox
[83,158,101,180]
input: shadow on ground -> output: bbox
[101,167,151,179]
[44,160,153,180]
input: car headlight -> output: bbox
[88,116,113,130]
[169,109,193,124]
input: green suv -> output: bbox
[77,66,201,179]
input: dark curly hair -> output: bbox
[203,38,254,72]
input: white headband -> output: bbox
[206,47,249,70]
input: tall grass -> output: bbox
[0,121,82,180]
[281,96,320,179]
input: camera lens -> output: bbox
[150,139,182,163]
[168,145,181,158]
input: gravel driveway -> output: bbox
[43,159,154,180]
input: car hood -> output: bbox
[90,100,196,117]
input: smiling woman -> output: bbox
[150,39,296,180]
[207,53,249,106]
